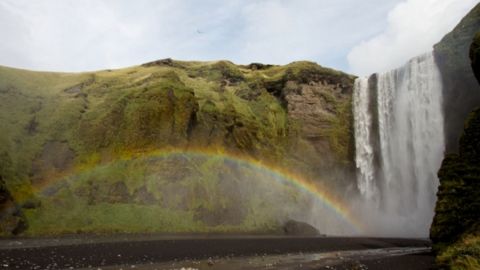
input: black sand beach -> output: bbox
[0,235,434,269]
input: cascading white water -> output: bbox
[353,78,377,200]
[353,52,445,237]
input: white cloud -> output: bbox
[229,0,400,68]
[0,0,477,73]
[0,0,400,72]
[347,0,479,76]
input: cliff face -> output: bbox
[434,3,480,153]
[470,32,480,82]
[0,60,355,235]
[430,33,480,269]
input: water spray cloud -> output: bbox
[33,147,364,234]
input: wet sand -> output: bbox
[0,235,433,269]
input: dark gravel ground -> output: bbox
[0,235,433,269]
[315,252,437,270]
[357,252,437,270]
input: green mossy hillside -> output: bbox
[430,30,480,269]
[431,108,480,270]
[25,153,314,235]
[0,59,355,235]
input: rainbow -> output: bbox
[35,147,364,233]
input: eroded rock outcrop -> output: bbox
[284,78,353,170]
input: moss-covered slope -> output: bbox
[0,59,355,235]
[431,108,480,269]
[430,32,480,270]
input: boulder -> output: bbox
[283,220,320,236]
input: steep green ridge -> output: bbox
[430,33,480,270]
[0,59,355,235]
[434,3,480,153]
[431,109,480,269]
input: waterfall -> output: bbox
[353,52,445,236]
[353,78,377,200]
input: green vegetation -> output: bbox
[430,27,480,269]
[23,153,308,235]
[0,59,354,235]
[431,109,480,270]
[437,227,480,270]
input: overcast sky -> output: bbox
[0,0,477,76]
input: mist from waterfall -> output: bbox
[352,52,445,237]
